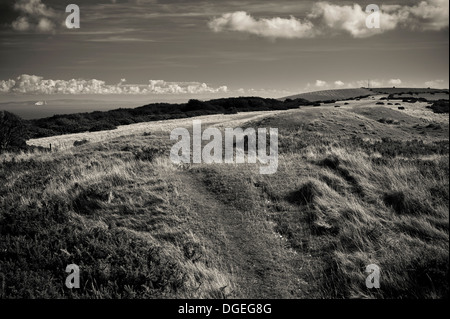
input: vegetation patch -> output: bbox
[427,100,449,114]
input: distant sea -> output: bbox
[0,93,245,120]
[0,99,150,120]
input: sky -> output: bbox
[0,0,448,102]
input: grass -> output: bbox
[0,101,448,299]
[245,146,448,298]
[0,143,235,298]
[283,88,373,102]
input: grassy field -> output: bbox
[282,88,373,102]
[372,88,449,95]
[1,96,448,298]
[282,88,449,103]
[388,93,449,101]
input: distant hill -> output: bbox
[282,87,449,102]
[371,87,449,94]
[7,87,449,142]
[23,96,311,139]
[282,88,373,102]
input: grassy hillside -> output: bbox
[372,88,449,95]
[282,87,449,103]
[282,88,373,102]
[0,101,448,299]
[23,97,310,140]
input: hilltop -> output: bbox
[282,87,449,102]
[282,88,373,102]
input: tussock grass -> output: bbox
[1,105,448,299]
[0,139,234,298]
[248,138,448,298]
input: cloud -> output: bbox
[11,0,59,33]
[383,0,449,31]
[307,2,435,38]
[315,80,328,88]
[209,1,449,39]
[424,79,447,88]
[308,3,385,38]
[147,80,228,94]
[388,79,402,86]
[208,11,315,39]
[302,78,417,92]
[238,88,294,97]
[0,74,229,95]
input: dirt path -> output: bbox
[176,170,308,299]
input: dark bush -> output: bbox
[0,111,27,152]
[428,100,449,114]
[72,183,110,215]
[320,155,340,170]
[426,123,442,130]
[73,139,89,147]
[89,122,117,132]
[224,107,238,114]
[134,147,164,162]
[383,191,432,215]
[25,97,312,139]
[378,118,399,124]
[287,181,323,205]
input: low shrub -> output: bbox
[134,147,164,162]
[287,181,323,206]
[73,139,89,147]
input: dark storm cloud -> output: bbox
[0,1,20,27]
[0,0,63,32]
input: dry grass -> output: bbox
[26,110,285,151]
[1,101,448,299]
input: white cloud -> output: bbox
[208,11,315,39]
[315,80,328,87]
[424,79,447,88]
[388,79,402,86]
[241,88,294,97]
[209,1,449,39]
[11,0,59,33]
[11,17,31,31]
[309,3,387,38]
[0,74,229,95]
[304,78,416,91]
[384,0,449,31]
